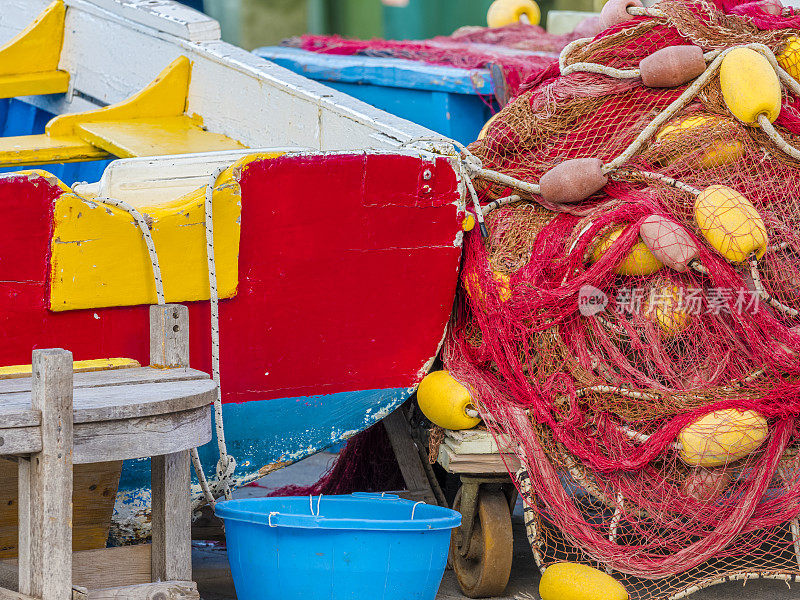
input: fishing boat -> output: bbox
[0,0,466,544]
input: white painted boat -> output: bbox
[0,0,465,544]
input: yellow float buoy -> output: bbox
[487,0,541,28]
[591,227,664,276]
[465,271,512,302]
[645,283,691,336]
[694,185,768,262]
[462,213,476,231]
[654,114,744,168]
[720,47,781,126]
[778,35,800,82]
[678,408,769,467]
[416,371,481,431]
[539,562,628,600]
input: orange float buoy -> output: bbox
[539,158,607,205]
[639,215,700,272]
[682,467,732,503]
[639,45,706,88]
[600,0,643,29]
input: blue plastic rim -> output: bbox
[215,493,461,600]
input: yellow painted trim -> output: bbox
[76,116,246,159]
[0,70,70,99]
[48,153,285,311]
[0,1,66,77]
[0,134,110,168]
[0,358,140,380]
[47,56,191,137]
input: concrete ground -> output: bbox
[193,453,800,600]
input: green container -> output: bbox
[309,0,383,38]
[382,0,494,39]
[205,0,309,50]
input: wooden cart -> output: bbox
[437,429,520,598]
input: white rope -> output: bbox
[93,165,239,508]
[410,501,425,520]
[268,511,279,527]
[205,166,236,501]
[627,5,666,17]
[749,256,799,317]
[310,494,323,516]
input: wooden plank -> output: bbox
[0,134,109,168]
[0,358,140,381]
[444,429,514,455]
[0,586,35,600]
[19,349,73,600]
[76,117,246,159]
[0,380,216,424]
[0,429,40,456]
[437,444,519,475]
[150,305,189,369]
[73,406,211,464]
[0,462,123,559]
[0,367,208,394]
[1,544,151,591]
[151,453,191,581]
[0,71,69,99]
[0,410,39,430]
[382,408,436,504]
[87,581,198,600]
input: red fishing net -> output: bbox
[444,0,800,597]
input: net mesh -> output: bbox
[443,0,800,597]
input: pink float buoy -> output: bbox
[639,45,706,88]
[539,158,608,205]
[600,0,644,29]
[639,215,700,272]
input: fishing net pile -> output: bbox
[444,0,800,597]
[287,22,592,98]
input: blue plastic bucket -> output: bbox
[215,493,461,600]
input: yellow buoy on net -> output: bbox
[465,270,512,303]
[487,0,541,28]
[720,47,781,126]
[645,283,691,337]
[654,114,744,169]
[678,408,769,467]
[591,227,664,276]
[417,370,481,431]
[694,185,768,262]
[477,112,501,141]
[539,562,628,600]
[778,35,800,82]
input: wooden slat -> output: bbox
[87,581,198,600]
[19,349,73,600]
[0,134,109,168]
[150,306,189,369]
[73,406,211,464]
[76,117,246,159]
[444,429,514,455]
[151,453,191,582]
[0,380,216,424]
[0,358,140,380]
[0,586,35,600]
[0,71,69,99]
[382,408,436,504]
[0,429,40,456]
[0,367,208,394]
[437,444,519,474]
[1,544,151,591]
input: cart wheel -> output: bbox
[450,487,513,598]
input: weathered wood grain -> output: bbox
[0,367,207,395]
[437,444,520,474]
[19,349,73,600]
[87,581,198,600]
[73,406,211,464]
[0,461,124,559]
[383,409,437,504]
[151,453,191,582]
[150,305,190,369]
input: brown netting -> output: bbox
[443,0,800,597]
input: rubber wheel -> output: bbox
[450,487,513,598]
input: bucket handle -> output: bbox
[309,494,323,516]
[411,501,425,520]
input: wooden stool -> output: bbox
[0,304,216,600]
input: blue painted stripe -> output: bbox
[254,46,494,95]
[117,386,411,491]
[0,98,113,185]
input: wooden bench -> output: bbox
[0,305,216,600]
